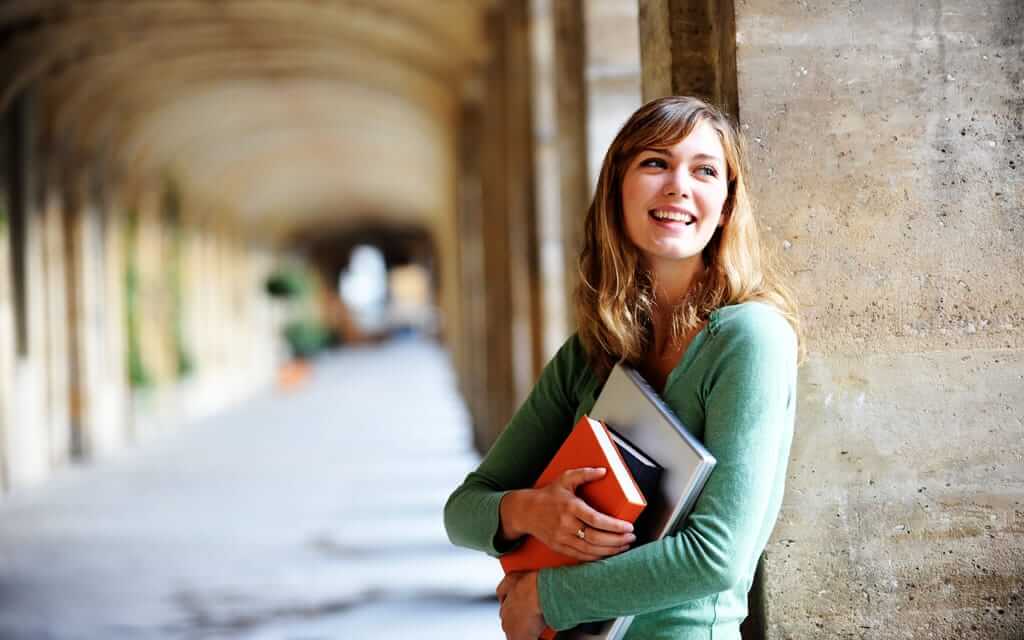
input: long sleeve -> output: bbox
[443,336,588,556]
[537,304,798,631]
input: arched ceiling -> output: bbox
[0,0,494,243]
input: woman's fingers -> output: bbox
[575,524,636,549]
[558,466,607,491]
[572,500,635,536]
[554,540,632,561]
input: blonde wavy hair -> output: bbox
[575,96,803,376]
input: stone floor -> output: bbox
[0,338,505,639]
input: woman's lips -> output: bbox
[648,209,696,226]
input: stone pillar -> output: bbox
[729,2,1023,638]
[2,91,51,489]
[477,9,519,448]
[0,107,13,490]
[68,172,125,457]
[638,0,738,116]
[524,0,643,361]
[40,174,71,466]
[503,1,544,399]
[185,218,211,379]
[529,0,583,356]
[61,169,87,458]
[455,97,490,446]
[101,189,129,447]
[136,188,175,389]
[584,0,644,185]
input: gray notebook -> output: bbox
[559,362,716,640]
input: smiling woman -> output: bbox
[445,95,804,640]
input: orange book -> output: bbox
[500,416,648,640]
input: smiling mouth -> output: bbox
[649,209,696,225]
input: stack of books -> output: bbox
[499,363,717,640]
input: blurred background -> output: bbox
[0,1,1020,639]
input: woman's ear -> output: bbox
[718,194,733,227]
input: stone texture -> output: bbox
[736,0,1023,355]
[765,350,1024,639]
[735,1,1024,637]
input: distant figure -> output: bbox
[339,244,388,335]
[445,96,803,640]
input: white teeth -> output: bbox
[651,209,695,223]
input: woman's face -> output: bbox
[620,120,729,272]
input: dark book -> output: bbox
[572,430,664,637]
[559,362,717,640]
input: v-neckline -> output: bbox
[659,309,717,395]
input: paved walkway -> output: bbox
[0,338,505,639]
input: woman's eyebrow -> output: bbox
[641,148,724,164]
[692,153,725,164]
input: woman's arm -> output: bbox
[536,307,799,630]
[444,336,585,555]
[444,335,636,560]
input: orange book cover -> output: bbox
[500,415,647,639]
[500,415,647,574]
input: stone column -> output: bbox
[584,0,644,184]
[136,187,174,389]
[102,189,129,447]
[477,9,518,449]
[455,96,490,446]
[529,0,583,356]
[2,90,51,488]
[730,2,1023,638]
[69,171,125,457]
[61,169,87,457]
[638,0,738,116]
[40,170,71,466]
[504,1,545,399]
[0,108,13,491]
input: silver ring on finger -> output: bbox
[576,525,586,541]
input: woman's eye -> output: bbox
[696,165,719,177]
[639,157,668,169]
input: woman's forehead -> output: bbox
[633,122,727,157]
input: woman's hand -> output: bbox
[497,571,545,640]
[500,467,636,561]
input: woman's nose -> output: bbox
[662,169,691,198]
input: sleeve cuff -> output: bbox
[538,566,575,631]
[488,491,526,556]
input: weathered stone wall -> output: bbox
[735,1,1023,637]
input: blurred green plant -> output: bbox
[123,208,152,388]
[265,268,309,299]
[265,266,334,358]
[163,181,194,379]
[282,319,332,359]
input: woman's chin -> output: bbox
[642,248,704,268]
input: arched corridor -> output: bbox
[1,1,1021,638]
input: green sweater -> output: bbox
[444,302,797,639]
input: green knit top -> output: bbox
[444,302,798,640]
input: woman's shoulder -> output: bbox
[541,332,597,388]
[556,332,589,365]
[709,301,797,353]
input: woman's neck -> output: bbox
[648,256,706,354]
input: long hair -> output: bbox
[575,96,803,377]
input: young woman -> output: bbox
[445,96,801,640]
